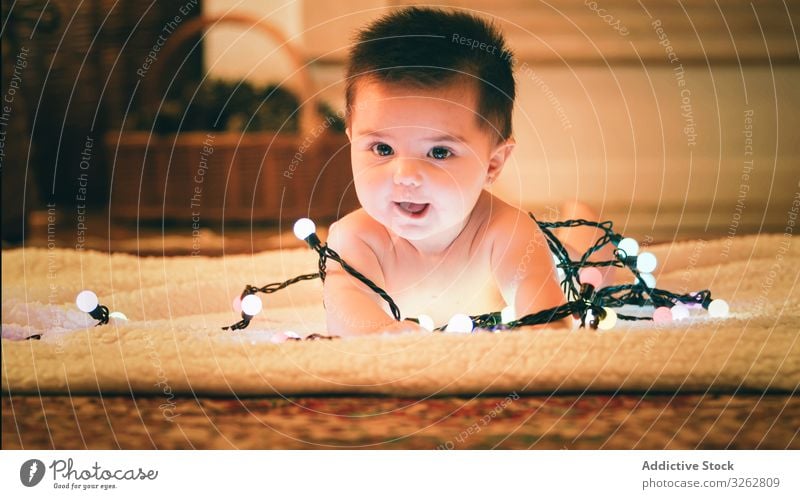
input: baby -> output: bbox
[324,7,612,335]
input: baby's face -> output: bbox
[347,80,511,251]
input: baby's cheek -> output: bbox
[355,168,387,191]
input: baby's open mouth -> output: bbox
[395,201,430,217]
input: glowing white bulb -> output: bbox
[637,252,658,273]
[617,237,639,257]
[293,218,316,240]
[445,313,474,333]
[108,311,128,321]
[76,290,99,313]
[638,273,657,288]
[579,267,603,288]
[241,294,263,316]
[598,307,617,330]
[501,305,516,324]
[417,314,435,332]
[652,306,672,323]
[708,299,729,318]
[671,304,690,321]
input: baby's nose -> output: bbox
[392,158,423,187]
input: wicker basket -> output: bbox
[105,13,357,224]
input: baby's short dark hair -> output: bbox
[345,7,516,141]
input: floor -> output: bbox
[3,392,798,450]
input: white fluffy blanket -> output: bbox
[2,234,798,396]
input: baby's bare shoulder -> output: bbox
[328,209,390,254]
[484,195,538,238]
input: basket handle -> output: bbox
[144,13,319,136]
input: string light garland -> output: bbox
[58,289,123,341]
[73,216,729,335]
[212,216,730,334]
[221,218,401,332]
[75,290,110,326]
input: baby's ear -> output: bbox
[486,138,515,184]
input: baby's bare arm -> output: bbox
[323,220,425,336]
[490,210,573,330]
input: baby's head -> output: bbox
[344,7,517,250]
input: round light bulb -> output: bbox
[501,305,516,324]
[76,290,99,313]
[108,311,128,321]
[445,313,474,333]
[708,299,729,318]
[617,237,639,257]
[671,304,690,321]
[652,306,672,323]
[293,218,316,241]
[579,267,603,288]
[637,252,658,273]
[232,295,242,313]
[241,294,263,316]
[417,314,435,332]
[598,307,617,330]
[638,273,657,288]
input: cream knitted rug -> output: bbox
[2,234,798,396]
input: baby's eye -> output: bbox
[371,143,394,156]
[428,147,452,160]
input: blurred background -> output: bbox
[2,0,798,255]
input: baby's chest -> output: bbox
[383,256,505,322]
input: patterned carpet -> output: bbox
[3,393,798,449]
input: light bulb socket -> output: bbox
[579,283,596,301]
[590,305,609,329]
[582,306,601,330]
[304,233,321,250]
[88,305,110,325]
